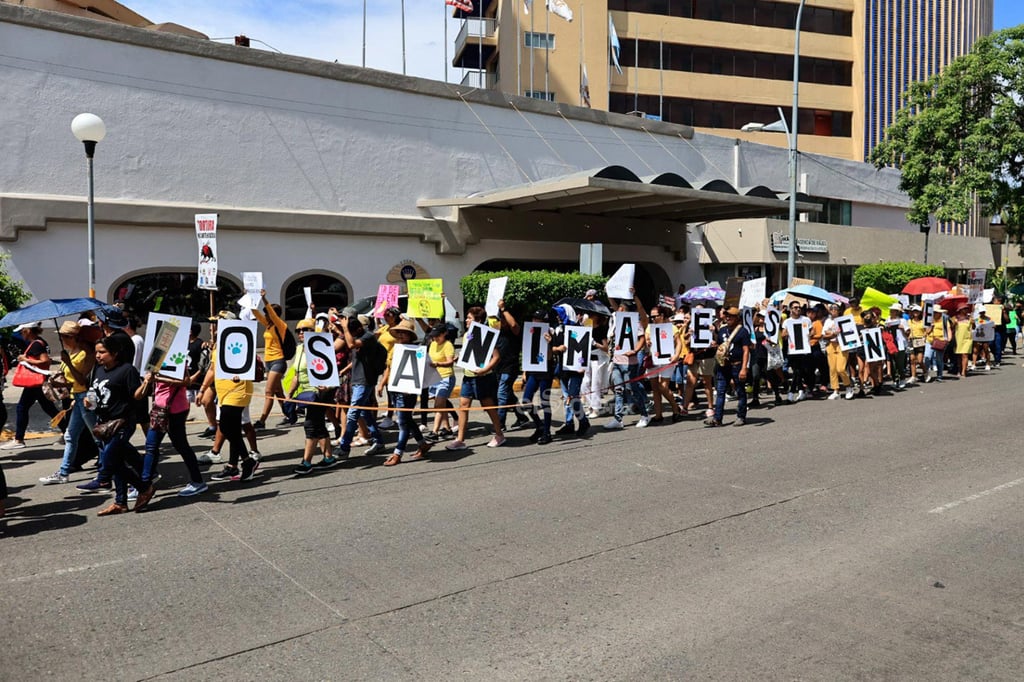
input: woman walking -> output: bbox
[135,368,208,499]
[39,322,96,483]
[1,322,59,451]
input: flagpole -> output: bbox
[633,17,639,113]
[545,1,550,97]
[579,3,584,106]
[401,0,407,75]
[444,4,449,83]
[516,0,522,96]
[530,5,535,96]
[659,29,664,119]
[478,0,483,82]
[361,0,366,67]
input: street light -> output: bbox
[741,0,806,287]
[919,219,932,264]
[71,113,106,299]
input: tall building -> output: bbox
[452,0,993,163]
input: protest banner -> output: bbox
[973,321,995,342]
[724,277,744,309]
[485,277,508,317]
[371,284,400,318]
[764,306,781,343]
[303,332,340,387]
[861,327,886,363]
[784,317,811,355]
[387,344,427,395]
[605,264,635,299]
[834,315,861,351]
[649,323,675,365]
[195,213,218,291]
[408,279,444,318]
[861,287,897,317]
[984,304,1003,325]
[612,312,640,353]
[741,307,755,336]
[215,320,259,380]
[562,325,592,371]
[691,307,715,348]
[141,313,189,378]
[242,272,263,303]
[303,287,314,319]
[521,322,550,372]
[739,277,766,309]
[966,269,985,304]
[457,321,500,372]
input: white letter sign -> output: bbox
[834,315,861,351]
[485,276,508,318]
[521,322,550,373]
[649,323,675,366]
[215,320,258,380]
[141,312,191,379]
[562,325,592,371]
[605,264,635,299]
[764,306,781,343]
[304,332,339,387]
[861,327,886,363]
[784,318,811,355]
[613,312,640,353]
[457,321,500,372]
[388,344,426,395]
[690,307,715,349]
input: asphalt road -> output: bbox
[2,363,1023,680]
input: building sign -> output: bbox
[771,232,828,254]
[386,260,429,286]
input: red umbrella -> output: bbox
[902,276,953,295]
[937,295,968,312]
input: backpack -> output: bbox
[274,324,297,361]
[360,336,388,381]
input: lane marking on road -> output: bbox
[928,477,1024,514]
[8,554,148,583]
[195,505,347,621]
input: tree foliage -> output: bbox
[870,26,1024,241]
[0,253,29,319]
[852,262,946,294]
[460,270,608,319]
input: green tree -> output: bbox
[852,262,946,294]
[870,26,1024,241]
[460,270,608,319]
[0,253,29,319]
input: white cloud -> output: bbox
[128,0,463,83]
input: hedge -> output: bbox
[852,262,946,294]
[460,270,608,318]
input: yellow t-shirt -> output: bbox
[908,319,926,340]
[377,324,396,355]
[428,340,455,379]
[62,348,94,394]
[212,348,253,407]
[844,307,864,325]
[252,306,288,362]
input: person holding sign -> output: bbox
[781,302,812,403]
[425,324,456,440]
[706,307,751,427]
[605,304,650,430]
[521,310,556,444]
[447,307,505,450]
[646,306,684,423]
[335,315,388,458]
[134,368,207,500]
[858,309,885,394]
[204,325,259,483]
[251,289,292,430]
[290,320,339,475]
[924,306,950,382]
[971,310,992,372]
[38,322,96,484]
[380,320,433,466]
[821,304,854,400]
[552,306,591,439]
[907,305,927,382]
[953,306,974,376]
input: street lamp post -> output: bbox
[740,0,806,287]
[71,113,106,299]
[919,220,932,264]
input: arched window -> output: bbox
[282,272,350,320]
[112,272,242,321]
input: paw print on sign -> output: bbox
[169,352,186,364]
[310,357,327,373]
[227,341,244,355]
[415,349,425,359]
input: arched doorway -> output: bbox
[282,271,350,320]
[111,271,243,321]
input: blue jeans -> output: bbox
[993,329,1004,364]
[562,373,588,427]
[102,423,146,506]
[59,393,96,476]
[340,383,383,450]
[611,363,648,421]
[394,392,423,453]
[497,371,524,425]
[142,411,203,484]
[522,374,552,434]
[714,364,747,423]
[924,343,944,378]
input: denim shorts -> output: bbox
[266,358,288,374]
[429,376,455,400]
[461,373,497,401]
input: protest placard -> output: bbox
[303,332,340,387]
[649,323,675,365]
[784,317,811,355]
[408,279,444,318]
[485,277,508,317]
[605,264,635,299]
[562,325,592,371]
[690,307,715,348]
[521,322,550,373]
[457,321,500,372]
[195,213,218,291]
[612,312,640,353]
[387,344,427,394]
[215,320,259,380]
[371,284,400,318]
[141,313,189,378]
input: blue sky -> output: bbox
[128,1,1024,86]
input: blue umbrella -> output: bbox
[680,285,725,303]
[0,297,107,329]
[786,284,836,304]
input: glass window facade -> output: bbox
[607,0,853,37]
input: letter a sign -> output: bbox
[388,344,427,395]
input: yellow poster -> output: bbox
[407,278,444,318]
[860,287,897,317]
[984,304,1003,323]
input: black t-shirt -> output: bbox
[187,337,205,387]
[350,331,376,387]
[716,325,751,363]
[92,362,142,423]
[495,331,518,375]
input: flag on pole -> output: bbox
[445,0,473,12]
[580,64,591,107]
[547,0,573,22]
[523,0,532,14]
[608,15,622,75]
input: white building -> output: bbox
[0,4,994,320]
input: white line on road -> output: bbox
[928,477,1024,514]
[7,554,148,583]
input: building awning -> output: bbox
[418,166,820,223]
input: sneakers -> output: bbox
[76,478,112,493]
[437,427,454,439]
[210,465,239,481]
[734,418,747,426]
[528,428,544,442]
[795,390,806,402]
[39,471,69,485]
[352,436,371,447]
[127,486,139,501]
[604,418,624,430]
[235,457,258,481]
[576,422,591,438]
[198,426,217,439]
[635,417,650,428]
[512,416,532,430]
[786,391,794,403]
[0,440,25,450]
[536,434,552,445]
[364,442,386,456]
[423,431,440,442]
[178,481,209,497]
[827,391,840,400]
[333,446,351,460]
[924,373,933,384]
[252,420,266,430]
[379,417,396,430]
[197,450,222,464]
[249,450,261,463]
[314,456,341,470]
[445,440,468,451]
[293,461,315,476]
[704,418,722,427]
[486,436,507,448]
[844,387,855,400]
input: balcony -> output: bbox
[453,17,498,69]
[460,70,497,89]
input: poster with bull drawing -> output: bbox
[195,213,218,291]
